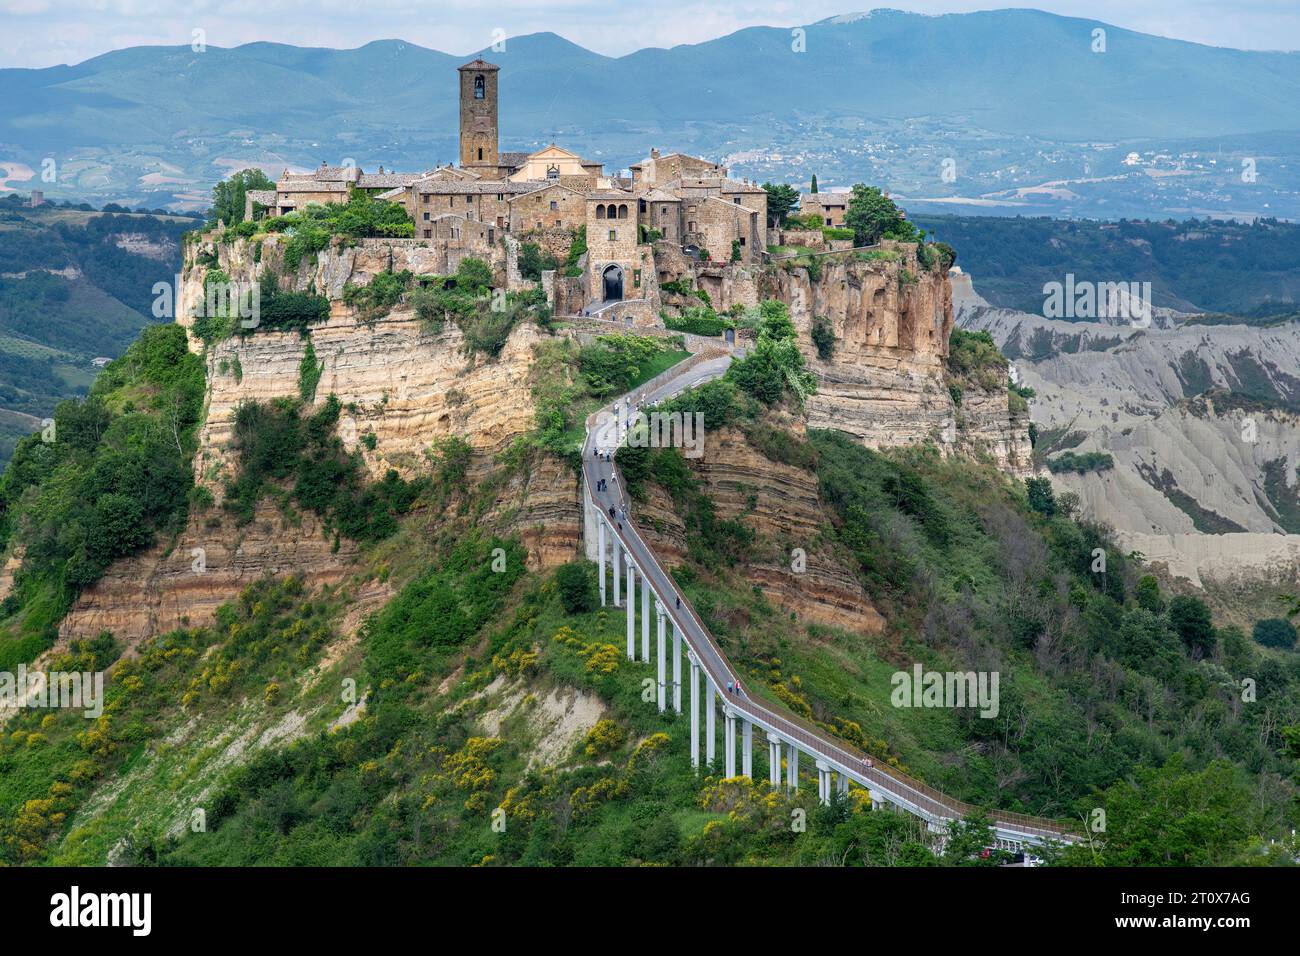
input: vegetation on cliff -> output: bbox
[0,324,203,669]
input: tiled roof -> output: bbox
[460,58,500,71]
[247,190,277,205]
[357,172,419,188]
[279,181,348,193]
[416,179,546,195]
[801,192,847,204]
[498,151,531,168]
[641,188,679,202]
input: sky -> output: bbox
[1,0,1298,69]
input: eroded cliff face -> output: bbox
[57,236,574,647]
[632,420,884,635]
[764,244,1032,477]
[184,235,538,487]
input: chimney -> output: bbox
[650,148,660,160]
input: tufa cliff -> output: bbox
[763,243,1033,477]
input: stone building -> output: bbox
[459,59,500,174]
[510,182,588,233]
[241,57,770,314]
[801,192,849,227]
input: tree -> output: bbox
[519,242,559,281]
[1058,755,1258,866]
[844,184,917,247]
[1169,595,1216,656]
[455,257,493,293]
[209,168,274,226]
[1025,477,1056,517]
[555,562,596,613]
[810,174,819,194]
[762,183,799,229]
[1253,617,1297,649]
[941,813,1003,866]
[1135,574,1163,614]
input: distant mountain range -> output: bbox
[3,8,1299,216]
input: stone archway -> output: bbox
[602,264,624,302]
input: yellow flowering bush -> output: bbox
[583,718,626,757]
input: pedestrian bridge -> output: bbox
[582,363,1081,851]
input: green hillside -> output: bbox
[1,300,1297,867]
[0,195,200,465]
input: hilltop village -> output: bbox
[244,58,781,321]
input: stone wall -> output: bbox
[512,184,586,234]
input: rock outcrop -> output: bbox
[633,421,884,635]
[765,243,1033,477]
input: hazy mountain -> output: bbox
[2,9,1299,214]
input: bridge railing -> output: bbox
[582,364,1081,844]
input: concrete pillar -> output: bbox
[788,744,799,794]
[640,578,650,663]
[816,760,830,805]
[838,771,849,795]
[655,601,666,713]
[689,652,700,770]
[768,733,782,789]
[612,536,621,607]
[625,562,635,659]
[671,619,682,714]
[706,682,716,767]
[597,518,606,606]
[725,710,737,777]
[742,720,753,779]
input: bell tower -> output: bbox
[459,59,500,174]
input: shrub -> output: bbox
[1253,617,1297,649]
[556,562,596,613]
[810,315,835,360]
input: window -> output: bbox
[547,164,560,180]
[609,229,616,241]
[688,221,696,232]
[826,218,832,226]
[488,228,495,243]
[466,194,473,203]
[422,194,430,204]
[550,200,558,210]
[739,237,746,245]
[618,204,628,219]
[639,199,646,213]
[477,147,483,161]
[734,197,741,204]
[423,229,431,239]
[688,205,697,212]
[596,204,606,219]
[555,219,562,228]
[497,193,504,201]
[423,212,429,221]
[633,269,641,288]
[474,74,485,99]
